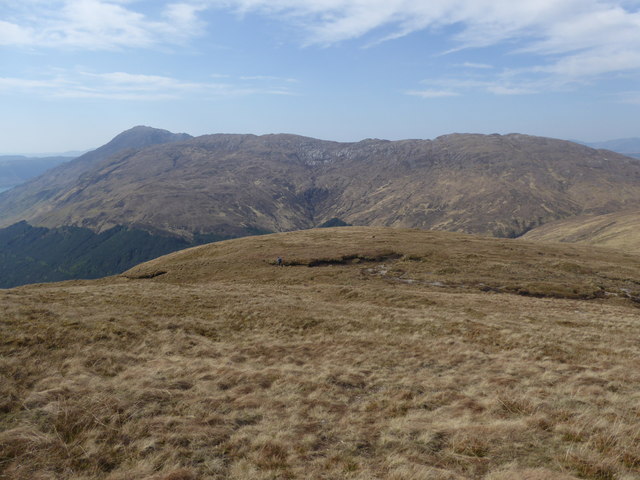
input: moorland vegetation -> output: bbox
[1,227,639,479]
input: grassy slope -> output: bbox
[1,227,640,480]
[522,209,640,255]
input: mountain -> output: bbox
[0,155,74,189]
[2,131,640,238]
[522,208,640,254]
[2,227,639,480]
[0,126,192,226]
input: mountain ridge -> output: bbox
[2,129,640,239]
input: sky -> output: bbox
[1,0,640,154]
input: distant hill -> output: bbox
[0,155,74,189]
[581,137,640,158]
[522,209,640,254]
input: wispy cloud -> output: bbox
[0,70,298,100]
[201,0,640,95]
[2,1,639,98]
[0,0,203,50]
[406,89,459,99]
[458,62,493,70]
[203,1,640,51]
[486,84,538,96]
[409,72,568,98]
[239,75,298,83]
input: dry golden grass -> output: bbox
[1,227,640,479]
[522,209,640,255]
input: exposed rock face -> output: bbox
[2,130,640,239]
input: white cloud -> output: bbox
[0,70,298,100]
[239,75,298,83]
[459,62,493,70]
[0,20,33,45]
[56,0,155,48]
[535,49,640,78]
[162,2,208,38]
[2,0,640,97]
[164,2,205,26]
[413,75,551,98]
[0,0,203,49]
[406,89,459,98]
[486,85,537,96]
[0,77,66,90]
[202,0,638,50]
[201,0,640,95]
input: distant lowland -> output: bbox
[1,125,640,287]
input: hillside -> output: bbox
[2,131,640,239]
[0,220,237,289]
[0,221,215,288]
[522,208,640,254]
[1,227,640,479]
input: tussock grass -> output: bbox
[1,227,640,479]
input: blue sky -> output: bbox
[1,0,639,153]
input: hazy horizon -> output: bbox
[1,127,640,158]
[2,129,640,158]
